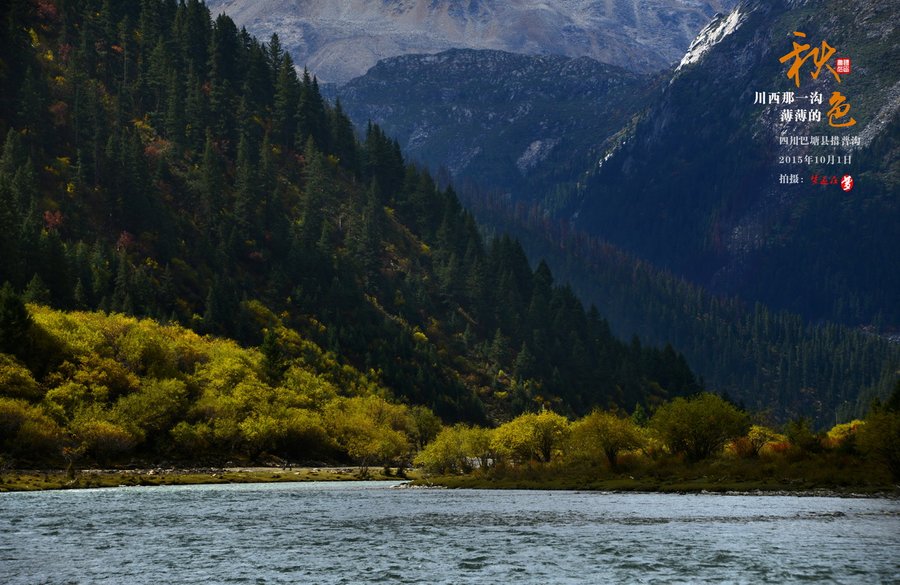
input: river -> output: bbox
[1,482,898,584]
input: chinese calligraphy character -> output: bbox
[827,91,856,127]
[779,32,841,87]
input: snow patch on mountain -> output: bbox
[675,7,745,73]
[517,139,560,175]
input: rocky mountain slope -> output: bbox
[308,0,899,418]
[205,0,737,82]
[572,0,900,328]
[328,49,656,202]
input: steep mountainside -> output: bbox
[205,0,737,82]
[462,188,900,425]
[0,0,699,434]
[573,0,900,328]
[329,49,656,204]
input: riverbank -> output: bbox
[0,467,412,492]
[4,466,896,496]
[410,474,899,496]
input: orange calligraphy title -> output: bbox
[779,32,855,128]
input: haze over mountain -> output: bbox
[205,0,737,82]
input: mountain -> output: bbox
[445,0,900,421]
[571,0,900,328]
[315,0,898,330]
[328,49,656,205]
[204,0,738,83]
[0,0,699,446]
[313,0,898,423]
[1,0,893,467]
[461,187,900,425]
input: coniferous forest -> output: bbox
[460,188,900,426]
[2,5,900,584]
[0,0,701,467]
[1,1,898,489]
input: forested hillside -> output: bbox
[0,0,702,465]
[462,189,900,426]
[328,48,656,210]
[1,300,427,467]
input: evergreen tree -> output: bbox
[22,274,51,305]
[233,131,257,245]
[164,69,185,146]
[207,13,240,145]
[0,178,20,286]
[513,342,536,380]
[184,66,206,151]
[0,282,31,356]
[296,68,328,151]
[200,131,224,226]
[17,66,47,147]
[329,98,359,174]
[261,328,285,384]
[272,53,299,149]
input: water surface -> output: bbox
[1,482,898,584]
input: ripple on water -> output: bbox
[0,486,898,584]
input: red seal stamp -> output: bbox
[840,175,853,192]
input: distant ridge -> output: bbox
[206,0,738,82]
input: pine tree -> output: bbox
[266,33,283,79]
[111,253,131,313]
[233,131,257,243]
[164,69,185,146]
[299,137,327,249]
[177,0,211,77]
[138,0,163,51]
[17,66,47,150]
[203,276,236,336]
[258,132,275,232]
[184,67,206,151]
[73,278,89,309]
[146,38,171,113]
[329,98,359,174]
[261,328,285,384]
[22,273,51,304]
[296,69,328,151]
[514,342,536,380]
[272,53,299,150]
[0,282,31,356]
[200,131,224,225]
[89,241,112,307]
[207,13,240,145]
[122,128,151,232]
[489,328,508,371]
